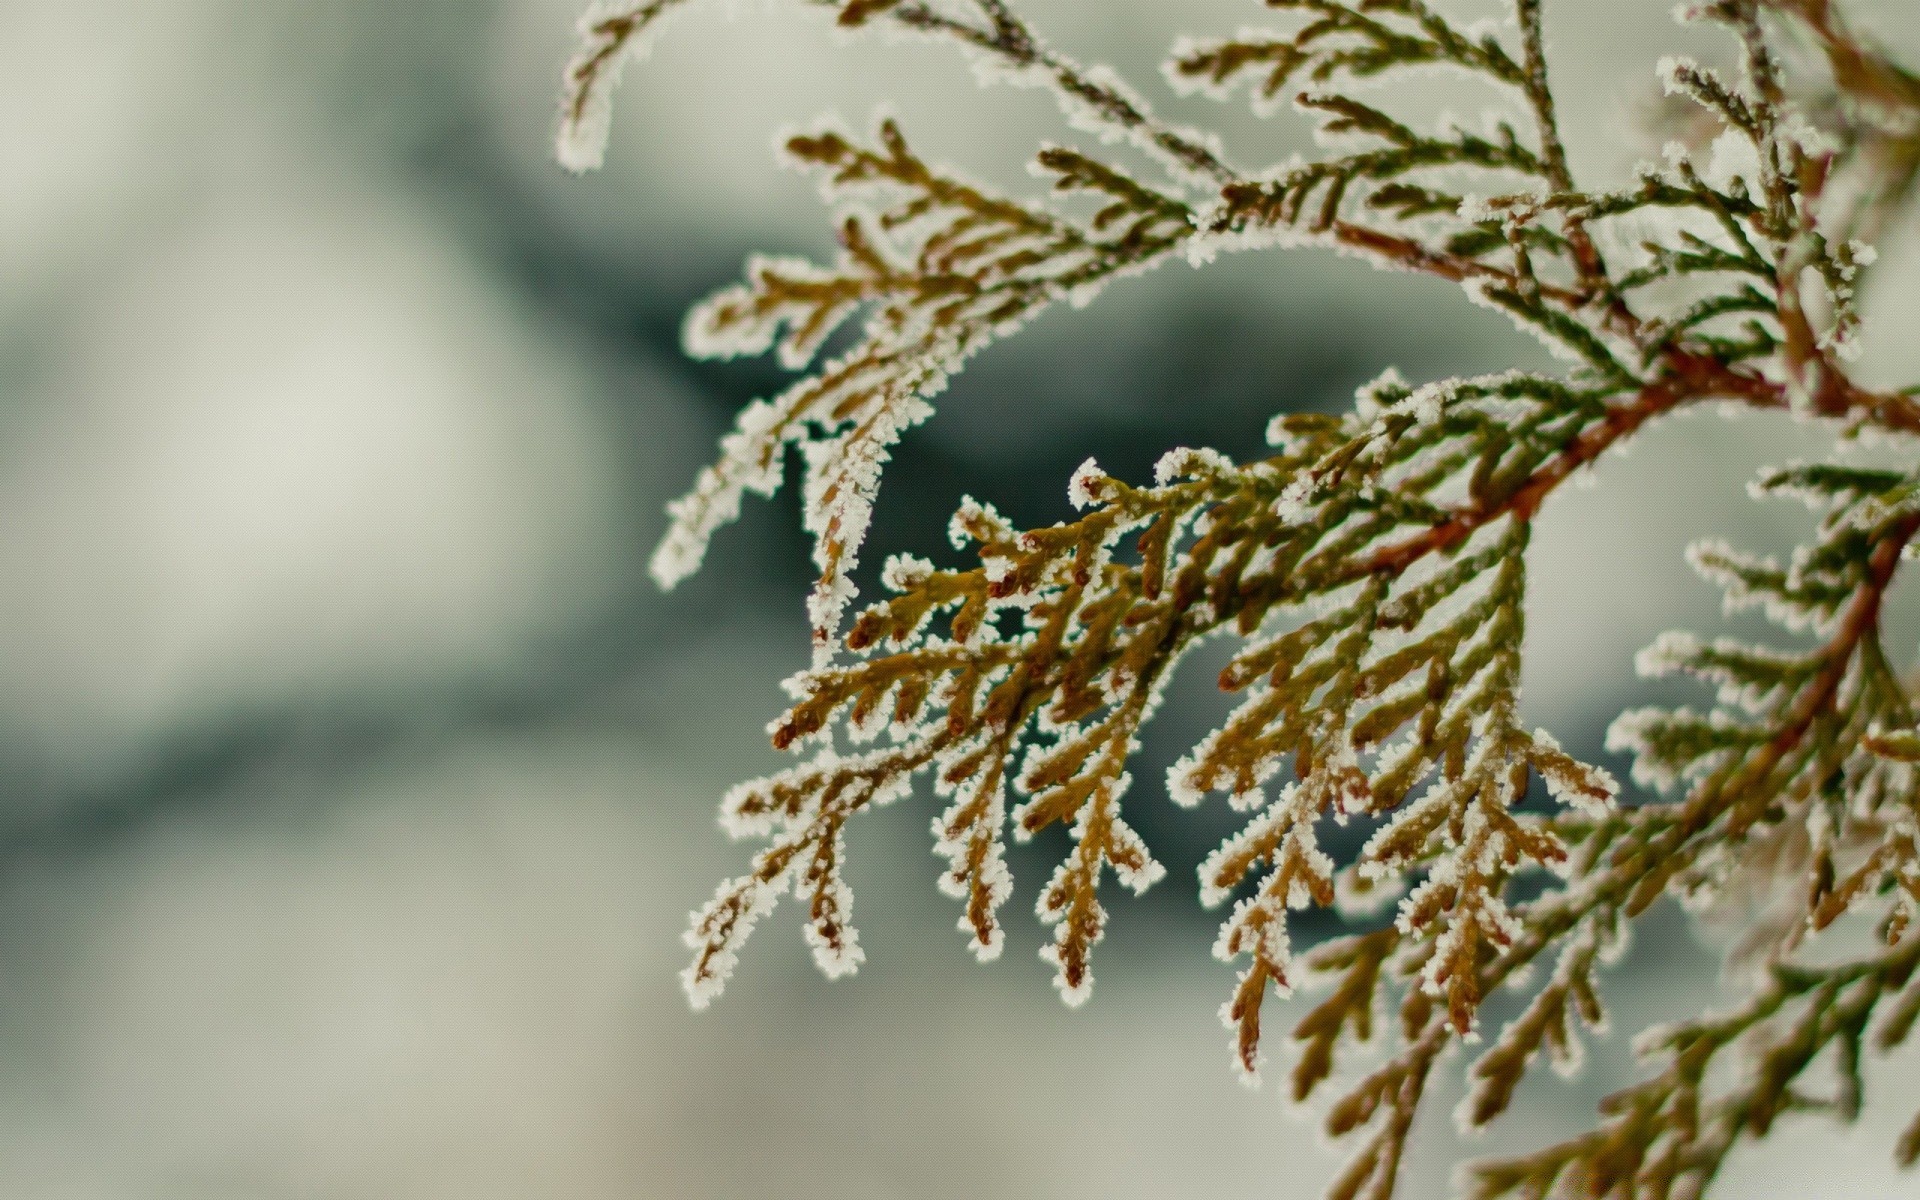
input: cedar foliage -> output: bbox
[556,2,1920,1196]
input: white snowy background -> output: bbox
[2,1,1919,1197]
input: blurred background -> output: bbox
[3,1,1920,1196]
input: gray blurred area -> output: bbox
[3,1,1920,1197]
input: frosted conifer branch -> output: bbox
[556,0,691,172]
[554,2,1920,1197]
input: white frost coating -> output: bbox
[1274,475,1316,523]
[1154,444,1233,485]
[1751,460,1890,513]
[556,1,689,173]
[1213,893,1296,968]
[1038,941,1097,1008]
[776,666,815,703]
[1353,366,1411,421]
[685,744,923,1009]
[1168,697,1288,809]
[1415,882,1522,1020]
[1605,705,1747,793]
[682,256,856,369]
[721,753,825,839]
[1165,746,1214,809]
[1036,831,1103,1007]
[1685,537,1830,633]
[1634,629,1701,679]
[1822,317,1866,363]
[648,396,790,590]
[1457,917,1614,1134]
[931,736,1015,961]
[1333,865,1405,919]
[800,394,936,658]
[1184,210,1315,270]
[1199,803,1281,910]
[804,921,864,976]
[1033,777,1165,1007]
[1530,729,1620,816]
[681,875,778,1010]
[660,78,1177,612]
[1656,54,1701,99]
[1456,193,1501,225]
[654,79,1203,611]
[1225,791,1331,904]
[804,828,866,979]
[1399,380,1453,427]
[880,552,935,594]
[1774,110,1837,161]
[1202,784,1331,1050]
[954,31,1229,195]
[1362,770,1467,876]
[1631,1018,1684,1061]
[1067,456,1106,510]
[680,345,940,657]
[948,494,1012,550]
[1703,129,1760,191]
[1604,707,1668,786]
[1164,28,1295,118]
[1108,813,1167,894]
[1223,991,1271,1087]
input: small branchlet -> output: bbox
[652,113,1194,658]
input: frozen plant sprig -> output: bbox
[557,2,1920,1198]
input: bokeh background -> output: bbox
[5,1,1920,1197]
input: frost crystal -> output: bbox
[1066,457,1106,510]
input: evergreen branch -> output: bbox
[1169,0,1528,105]
[556,0,692,172]
[1610,494,1920,916]
[652,117,1195,653]
[1513,0,1608,288]
[1474,937,1920,1198]
[552,5,1920,1198]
